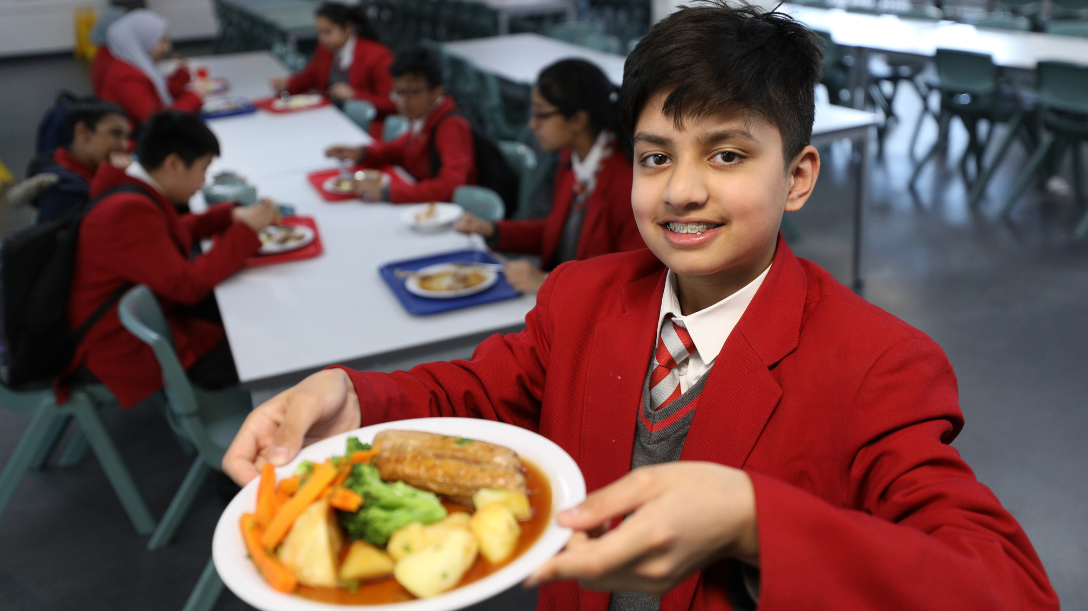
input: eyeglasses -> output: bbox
[530,109,562,122]
[390,87,430,101]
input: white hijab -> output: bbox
[107,9,173,105]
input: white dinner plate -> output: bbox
[213,418,585,611]
[399,203,464,232]
[202,96,249,114]
[272,94,324,111]
[404,263,499,299]
[258,224,315,255]
[322,175,356,195]
[189,76,230,94]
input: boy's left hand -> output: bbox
[353,176,384,202]
[504,260,547,294]
[328,83,355,101]
[525,462,759,595]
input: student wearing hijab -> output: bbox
[269,2,395,118]
[96,9,209,126]
[454,59,645,293]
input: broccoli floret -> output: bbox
[338,464,446,547]
[346,437,371,454]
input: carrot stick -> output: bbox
[277,474,300,496]
[348,449,379,465]
[256,463,277,527]
[261,460,338,551]
[326,487,363,512]
[240,513,298,593]
[274,487,290,508]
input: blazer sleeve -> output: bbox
[387,119,475,203]
[179,202,238,241]
[167,67,191,99]
[494,218,547,255]
[336,261,570,431]
[352,46,396,116]
[362,134,407,169]
[287,53,322,94]
[750,338,1058,610]
[97,197,262,305]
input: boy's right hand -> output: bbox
[325,145,364,161]
[232,198,276,233]
[453,212,496,238]
[222,369,361,485]
[269,76,288,92]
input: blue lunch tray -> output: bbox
[378,249,521,316]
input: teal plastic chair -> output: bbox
[454,185,505,221]
[1046,19,1088,37]
[343,99,378,133]
[974,13,1032,31]
[0,380,156,535]
[498,141,538,219]
[1000,61,1088,233]
[116,285,252,551]
[383,115,409,142]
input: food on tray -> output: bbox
[275,94,322,109]
[259,224,307,246]
[414,202,438,222]
[326,177,355,193]
[239,433,549,604]
[415,269,489,293]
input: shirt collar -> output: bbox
[656,263,773,365]
[410,95,445,134]
[125,160,167,196]
[337,35,357,71]
[570,130,614,188]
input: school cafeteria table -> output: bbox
[443,33,626,85]
[470,0,577,35]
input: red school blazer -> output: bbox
[495,148,644,270]
[90,47,113,97]
[66,164,261,408]
[337,237,1057,610]
[286,38,396,117]
[96,55,202,126]
[361,96,476,203]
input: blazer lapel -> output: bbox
[578,268,665,611]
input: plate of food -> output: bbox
[322,176,356,196]
[190,76,230,95]
[212,418,585,611]
[273,94,325,111]
[259,224,316,255]
[202,96,250,114]
[401,263,500,299]
[400,203,464,233]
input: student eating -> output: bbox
[223,2,1057,609]
[454,59,644,294]
[324,45,475,204]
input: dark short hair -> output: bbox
[136,110,220,170]
[537,59,619,138]
[390,46,443,88]
[61,100,127,146]
[620,0,822,164]
[315,1,381,41]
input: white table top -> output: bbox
[189,52,536,385]
[474,0,573,12]
[443,33,626,85]
[787,4,1088,70]
[812,104,879,139]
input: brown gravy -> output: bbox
[297,458,552,605]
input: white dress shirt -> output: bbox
[336,35,357,72]
[125,161,166,196]
[654,263,772,392]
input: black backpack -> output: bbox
[0,183,151,386]
[430,113,520,219]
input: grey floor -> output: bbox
[1,51,1085,610]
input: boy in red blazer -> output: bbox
[224,3,1058,609]
[325,46,476,204]
[66,111,274,408]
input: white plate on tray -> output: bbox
[258,224,315,255]
[272,94,324,111]
[399,203,463,232]
[403,262,499,299]
[212,418,585,611]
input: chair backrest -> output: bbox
[343,99,377,132]
[497,140,538,218]
[1046,19,1088,37]
[975,13,1032,31]
[935,48,998,97]
[453,185,505,221]
[1036,61,1088,115]
[383,115,409,141]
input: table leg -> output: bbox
[850,47,870,111]
[852,126,872,294]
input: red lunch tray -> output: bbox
[252,96,331,114]
[306,165,415,202]
[245,216,323,268]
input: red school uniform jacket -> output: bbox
[67,164,261,408]
[337,237,1057,611]
[495,148,643,270]
[286,38,397,118]
[97,55,202,126]
[91,47,113,97]
[362,96,476,204]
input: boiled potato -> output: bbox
[394,529,479,598]
[469,503,520,564]
[339,540,395,582]
[278,499,344,587]
[387,513,473,562]
[473,488,531,520]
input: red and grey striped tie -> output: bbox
[648,316,697,411]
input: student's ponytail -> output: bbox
[536,59,629,156]
[314,1,382,42]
